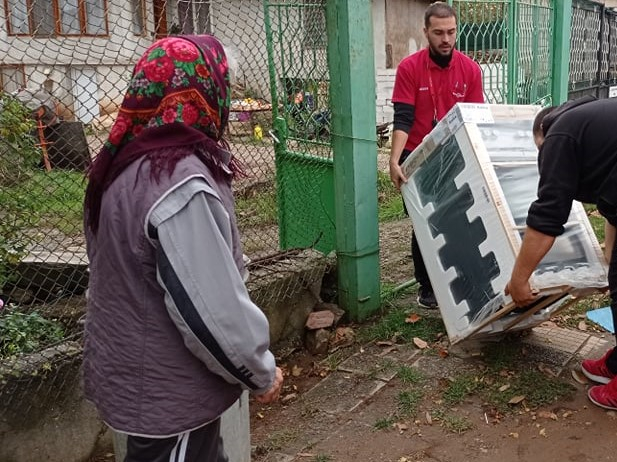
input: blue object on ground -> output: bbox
[586,306,614,333]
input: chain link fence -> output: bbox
[453,0,553,105]
[1,0,614,458]
[569,0,617,99]
[0,0,333,456]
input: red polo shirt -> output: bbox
[392,48,484,152]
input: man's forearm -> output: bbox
[512,226,556,284]
[389,130,409,166]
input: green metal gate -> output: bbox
[453,0,554,105]
[263,0,335,254]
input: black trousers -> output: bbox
[125,419,227,462]
[400,149,433,292]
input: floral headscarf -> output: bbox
[85,35,240,233]
[106,35,230,154]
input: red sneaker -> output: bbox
[588,377,617,411]
[581,348,617,384]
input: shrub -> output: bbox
[0,308,65,357]
[0,92,40,291]
[0,92,39,187]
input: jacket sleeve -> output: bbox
[465,61,485,103]
[526,134,579,236]
[146,176,276,394]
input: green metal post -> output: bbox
[552,0,572,104]
[326,0,380,321]
[507,0,519,103]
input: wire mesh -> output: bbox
[0,0,614,457]
[569,0,617,99]
[264,0,335,254]
[0,0,333,454]
[454,0,510,104]
[453,0,553,105]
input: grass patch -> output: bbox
[555,293,611,330]
[397,365,424,384]
[380,281,417,307]
[440,413,474,434]
[443,373,482,405]
[0,170,86,235]
[312,455,333,462]
[485,369,576,411]
[373,416,395,430]
[378,171,406,222]
[357,306,445,344]
[235,188,278,228]
[584,203,605,242]
[398,389,424,416]
[482,342,525,372]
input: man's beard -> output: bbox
[429,43,454,57]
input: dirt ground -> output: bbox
[249,219,617,462]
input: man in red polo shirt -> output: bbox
[389,1,484,309]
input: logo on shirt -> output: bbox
[419,87,429,91]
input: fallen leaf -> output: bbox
[578,321,588,331]
[405,313,421,324]
[292,365,303,377]
[508,395,526,405]
[281,393,297,403]
[394,422,408,432]
[376,341,394,347]
[509,432,519,439]
[539,428,547,437]
[562,410,573,419]
[499,384,511,392]
[538,363,557,377]
[437,347,449,358]
[413,337,429,349]
[257,412,264,419]
[425,411,433,425]
[538,411,558,420]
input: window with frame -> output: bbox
[166,0,211,35]
[131,0,146,35]
[5,0,108,36]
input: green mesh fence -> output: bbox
[569,0,617,99]
[264,0,335,254]
[453,0,553,105]
[0,1,332,459]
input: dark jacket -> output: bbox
[527,96,617,235]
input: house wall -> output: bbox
[0,0,152,120]
[374,0,431,124]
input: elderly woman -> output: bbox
[83,35,282,461]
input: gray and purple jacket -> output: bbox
[83,153,276,437]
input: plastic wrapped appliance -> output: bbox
[401,103,608,344]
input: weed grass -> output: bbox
[378,171,406,222]
[0,170,86,235]
[397,389,424,416]
[373,417,395,430]
[357,306,445,344]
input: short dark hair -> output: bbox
[424,2,457,28]
[532,106,556,137]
